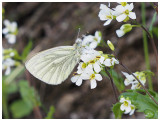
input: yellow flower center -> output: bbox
[94,37,98,41]
[124,101,129,107]
[120,2,127,6]
[90,74,95,80]
[96,56,101,60]
[106,15,112,19]
[89,60,95,64]
[124,9,129,15]
[131,105,135,110]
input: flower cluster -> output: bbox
[120,96,135,115]
[98,2,136,25]
[122,71,146,89]
[98,2,137,37]
[71,32,119,89]
[2,19,18,44]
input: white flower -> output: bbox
[120,97,132,114]
[82,65,102,89]
[120,97,135,115]
[115,3,136,22]
[103,57,119,67]
[122,71,146,90]
[98,4,115,26]
[2,58,15,75]
[116,24,133,37]
[3,19,17,34]
[2,19,18,44]
[82,31,102,49]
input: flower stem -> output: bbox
[105,68,119,102]
[119,62,158,105]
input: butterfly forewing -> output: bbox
[25,46,80,85]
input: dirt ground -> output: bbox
[2,2,158,119]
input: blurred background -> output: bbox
[2,2,158,119]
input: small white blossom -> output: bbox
[120,97,135,115]
[82,31,102,49]
[2,58,15,75]
[82,65,102,89]
[103,57,119,67]
[98,4,115,26]
[2,19,18,44]
[122,71,146,90]
[115,3,136,22]
[116,24,133,37]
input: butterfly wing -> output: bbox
[25,46,80,85]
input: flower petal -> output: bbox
[2,28,9,34]
[103,19,112,26]
[94,63,101,73]
[124,106,131,114]
[89,41,98,49]
[104,59,112,67]
[128,12,136,19]
[116,14,127,22]
[120,97,125,103]
[90,79,97,89]
[120,104,125,111]
[71,75,79,83]
[95,74,102,81]
[116,29,125,37]
[76,78,83,86]
[6,34,16,44]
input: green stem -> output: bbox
[132,25,141,28]
[141,2,153,91]
[2,95,9,118]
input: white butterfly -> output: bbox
[25,39,84,85]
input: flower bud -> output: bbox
[107,40,115,51]
[116,24,132,37]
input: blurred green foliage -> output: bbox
[45,106,55,119]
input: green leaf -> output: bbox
[112,102,123,119]
[120,91,158,119]
[10,99,33,118]
[21,40,33,61]
[6,82,18,94]
[19,80,41,108]
[45,106,55,119]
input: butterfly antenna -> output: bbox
[76,28,81,39]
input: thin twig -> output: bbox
[105,68,119,102]
[119,62,158,105]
